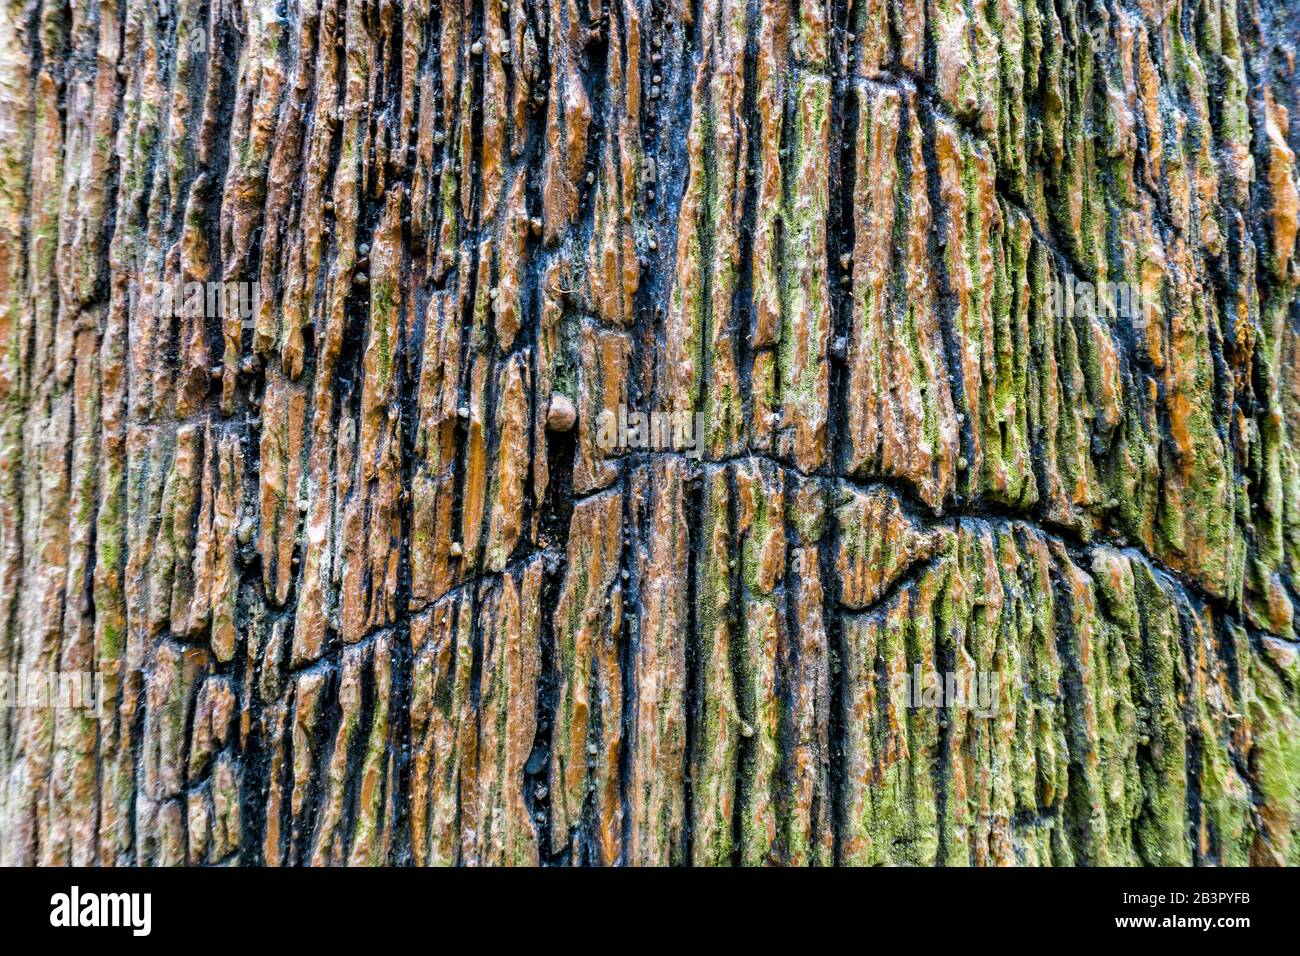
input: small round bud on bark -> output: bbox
[546,393,576,433]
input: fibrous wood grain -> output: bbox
[0,0,1298,866]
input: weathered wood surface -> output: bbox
[0,0,1298,865]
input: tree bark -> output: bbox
[0,0,1298,866]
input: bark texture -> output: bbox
[1,0,1299,866]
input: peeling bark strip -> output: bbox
[0,0,1297,868]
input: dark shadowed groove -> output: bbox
[1047,536,1098,865]
[734,0,761,443]
[682,459,704,865]
[822,479,848,865]
[724,460,746,865]
[823,0,858,865]
[525,555,569,865]
[617,466,635,866]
